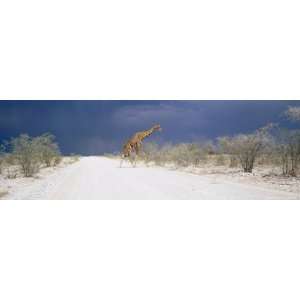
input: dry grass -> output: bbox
[70,155,80,163]
[0,189,8,199]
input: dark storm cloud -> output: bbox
[0,100,299,155]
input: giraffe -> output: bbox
[120,124,162,167]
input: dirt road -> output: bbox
[4,157,298,200]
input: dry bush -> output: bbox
[215,154,226,166]
[274,129,300,176]
[166,143,206,167]
[53,156,62,166]
[141,142,160,166]
[201,141,216,155]
[0,144,5,174]
[10,134,41,177]
[35,133,61,167]
[217,125,273,173]
[7,133,62,177]
[5,167,18,179]
[285,106,300,122]
[0,189,8,199]
[3,153,17,165]
[152,143,172,166]
[140,142,172,166]
[166,144,191,167]
[228,156,238,168]
[0,152,19,177]
[69,153,80,163]
[141,142,211,168]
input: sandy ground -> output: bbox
[0,156,299,200]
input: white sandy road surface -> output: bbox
[2,157,299,200]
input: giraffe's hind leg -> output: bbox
[132,143,142,168]
[120,153,129,168]
[119,158,124,168]
[129,155,136,167]
[120,155,135,168]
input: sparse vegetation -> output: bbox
[5,167,18,179]
[140,141,214,168]
[0,189,8,199]
[215,154,226,166]
[53,155,62,166]
[0,144,5,174]
[35,133,61,167]
[274,129,300,177]
[0,133,62,178]
[285,106,300,122]
[10,134,41,177]
[137,123,300,178]
[69,153,80,164]
[217,125,273,173]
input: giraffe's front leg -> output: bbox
[128,154,134,167]
[134,143,142,167]
[132,154,137,168]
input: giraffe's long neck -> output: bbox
[140,127,155,141]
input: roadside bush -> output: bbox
[0,144,5,174]
[10,134,41,177]
[53,156,62,166]
[0,189,8,199]
[217,136,236,168]
[142,142,160,166]
[35,133,61,167]
[201,141,216,155]
[5,167,18,179]
[229,156,238,168]
[166,143,206,167]
[285,106,300,122]
[140,142,211,168]
[70,153,80,163]
[152,144,173,166]
[217,125,273,173]
[215,154,226,166]
[187,143,208,166]
[274,129,300,176]
[7,133,62,177]
[167,144,191,167]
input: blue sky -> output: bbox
[0,100,299,155]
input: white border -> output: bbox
[0,0,300,100]
[1,200,300,300]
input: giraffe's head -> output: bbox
[152,124,162,132]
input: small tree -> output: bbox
[217,125,273,173]
[35,133,61,167]
[153,143,173,166]
[187,143,207,167]
[274,129,300,176]
[168,143,191,167]
[0,144,5,174]
[201,141,216,155]
[142,142,159,166]
[10,134,41,177]
[285,106,300,122]
[215,154,226,166]
[218,137,241,168]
